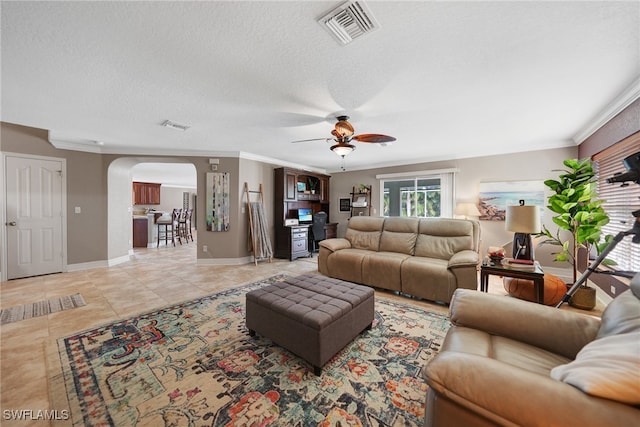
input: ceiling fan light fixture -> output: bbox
[331,142,356,157]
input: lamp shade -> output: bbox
[455,203,481,218]
[505,205,541,233]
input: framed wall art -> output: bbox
[206,172,230,231]
[477,180,545,221]
[339,197,351,212]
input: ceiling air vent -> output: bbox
[318,0,380,46]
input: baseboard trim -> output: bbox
[196,256,253,266]
[66,260,109,272]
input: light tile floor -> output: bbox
[0,234,603,426]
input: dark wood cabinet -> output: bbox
[133,182,161,205]
[133,217,148,248]
[285,172,297,201]
[274,167,332,259]
[320,177,330,203]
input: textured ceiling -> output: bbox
[2,1,639,174]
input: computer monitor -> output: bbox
[298,208,312,223]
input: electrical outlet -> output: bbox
[203,245,208,252]
[611,286,616,295]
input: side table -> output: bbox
[480,261,545,304]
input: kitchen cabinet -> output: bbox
[133,217,148,247]
[133,182,161,205]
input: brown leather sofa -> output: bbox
[422,274,640,426]
[318,216,480,304]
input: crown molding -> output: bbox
[48,132,328,175]
[573,76,640,144]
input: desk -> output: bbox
[287,225,310,261]
[480,261,545,304]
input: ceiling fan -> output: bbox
[291,115,396,160]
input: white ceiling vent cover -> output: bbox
[318,1,380,46]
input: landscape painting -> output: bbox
[477,180,545,220]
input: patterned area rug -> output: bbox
[50,275,450,426]
[1,293,86,324]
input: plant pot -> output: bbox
[569,286,596,310]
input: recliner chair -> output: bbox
[311,211,327,252]
[422,273,640,426]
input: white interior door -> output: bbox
[5,155,64,279]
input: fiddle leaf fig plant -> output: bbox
[540,158,614,284]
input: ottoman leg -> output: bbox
[248,329,256,337]
[314,365,322,376]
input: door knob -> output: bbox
[7,221,16,226]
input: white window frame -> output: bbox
[376,168,457,218]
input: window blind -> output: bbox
[593,133,640,273]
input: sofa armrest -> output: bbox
[318,238,351,253]
[423,352,639,427]
[449,289,600,359]
[447,250,479,269]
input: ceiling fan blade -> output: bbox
[353,134,397,143]
[291,137,332,143]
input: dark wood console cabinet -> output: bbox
[274,167,331,259]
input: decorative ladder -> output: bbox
[244,182,273,265]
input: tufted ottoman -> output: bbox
[246,273,375,375]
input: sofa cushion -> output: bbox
[415,219,475,260]
[550,332,640,405]
[361,251,409,291]
[345,216,385,251]
[442,326,572,376]
[401,257,453,303]
[379,217,419,255]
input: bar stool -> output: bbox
[156,215,175,247]
[182,208,193,242]
[172,208,183,245]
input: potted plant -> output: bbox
[308,177,319,194]
[539,158,613,310]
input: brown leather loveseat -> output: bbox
[422,273,640,426]
[318,216,481,304]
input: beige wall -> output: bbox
[1,123,108,264]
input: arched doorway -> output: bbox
[107,157,197,263]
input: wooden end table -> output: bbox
[480,261,545,304]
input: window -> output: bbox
[593,133,640,273]
[377,169,456,218]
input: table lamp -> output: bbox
[455,202,482,219]
[505,201,541,261]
